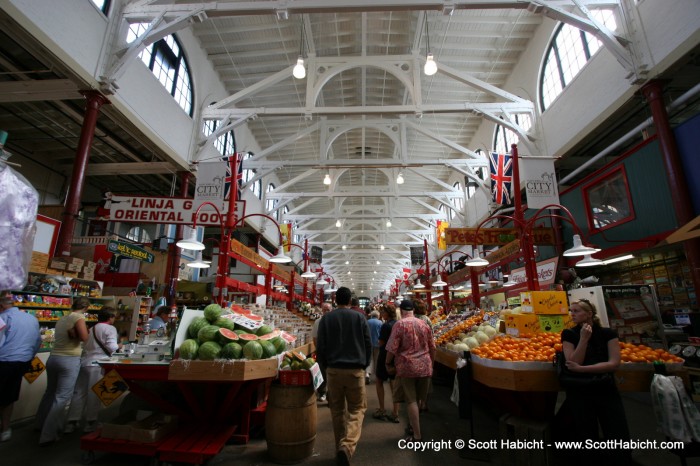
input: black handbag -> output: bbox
[554,351,614,389]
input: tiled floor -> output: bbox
[2,371,699,466]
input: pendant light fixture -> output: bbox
[176,229,205,251]
[575,254,605,267]
[336,219,342,228]
[301,270,316,279]
[563,234,601,256]
[386,219,392,227]
[323,173,331,185]
[396,172,405,184]
[292,19,306,79]
[186,251,211,269]
[423,14,438,76]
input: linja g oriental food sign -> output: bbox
[108,195,244,226]
[108,240,154,263]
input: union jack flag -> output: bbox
[222,153,243,201]
[489,151,513,205]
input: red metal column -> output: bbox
[165,171,192,306]
[55,91,109,257]
[642,81,700,291]
[423,238,432,310]
[287,270,295,312]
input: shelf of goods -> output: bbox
[81,303,315,465]
[113,296,153,342]
[11,272,115,352]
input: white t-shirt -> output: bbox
[82,322,119,366]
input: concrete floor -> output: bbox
[2,372,699,466]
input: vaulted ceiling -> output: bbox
[0,1,698,297]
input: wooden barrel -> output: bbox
[265,384,317,464]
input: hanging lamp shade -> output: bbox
[292,56,306,79]
[424,53,437,75]
[187,251,211,269]
[301,270,316,279]
[563,234,601,257]
[432,278,447,287]
[316,278,328,286]
[464,256,489,267]
[576,254,604,267]
[176,229,205,251]
[413,279,425,289]
[269,249,292,263]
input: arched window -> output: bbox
[127,24,193,116]
[266,183,278,220]
[452,181,464,219]
[493,114,532,154]
[126,226,151,244]
[202,120,236,156]
[540,9,617,111]
[91,0,110,14]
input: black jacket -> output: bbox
[317,307,371,369]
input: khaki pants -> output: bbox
[326,367,367,457]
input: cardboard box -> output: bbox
[101,411,149,440]
[520,291,568,315]
[168,358,278,381]
[67,257,85,267]
[129,413,177,443]
[49,259,67,270]
[537,314,573,333]
[504,313,540,337]
[66,263,82,272]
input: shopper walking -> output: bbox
[561,299,630,464]
[65,307,120,434]
[373,303,401,423]
[312,302,332,402]
[34,296,89,445]
[316,287,371,465]
[367,310,382,383]
[385,299,435,442]
[412,298,433,413]
[0,294,42,442]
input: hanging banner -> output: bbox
[107,240,154,263]
[310,246,323,263]
[508,257,559,287]
[445,227,555,246]
[279,223,293,253]
[23,356,45,383]
[410,246,424,266]
[92,369,128,407]
[193,161,226,208]
[109,195,244,226]
[520,157,560,209]
[436,220,449,250]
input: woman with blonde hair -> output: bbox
[34,297,89,445]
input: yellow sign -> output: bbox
[538,314,573,333]
[23,356,45,383]
[436,221,449,250]
[444,227,555,246]
[92,369,128,407]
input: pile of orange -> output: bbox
[434,312,485,347]
[471,333,560,362]
[619,342,683,363]
[470,334,684,364]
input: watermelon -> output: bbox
[198,341,222,360]
[203,303,223,323]
[259,340,276,359]
[221,342,243,360]
[247,313,263,322]
[258,329,281,340]
[256,325,274,337]
[234,329,251,335]
[179,339,199,360]
[242,340,264,360]
[198,324,220,343]
[237,333,259,347]
[271,337,287,354]
[188,317,209,339]
[214,317,235,331]
[218,328,239,345]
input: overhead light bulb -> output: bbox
[336,219,342,228]
[397,173,404,184]
[380,245,385,250]
[386,219,392,227]
[293,56,306,79]
[342,245,347,250]
[323,173,331,185]
[424,53,437,76]
[602,254,635,265]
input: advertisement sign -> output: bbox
[109,195,244,226]
[445,227,555,246]
[107,240,154,263]
[520,157,560,209]
[508,257,559,287]
[193,161,226,207]
[310,246,323,263]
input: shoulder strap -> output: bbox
[92,325,112,357]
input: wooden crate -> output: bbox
[168,359,278,381]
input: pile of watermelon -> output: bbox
[177,303,288,361]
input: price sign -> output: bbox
[232,315,263,332]
[24,356,45,383]
[92,369,128,407]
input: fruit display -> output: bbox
[471,333,684,364]
[280,351,316,371]
[433,310,501,351]
[176,303,288,361]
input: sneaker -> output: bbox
[64,421,77,434]
[318,394,327,402]
[386,413,400,423]
[1,429,11,442]
[336,445,351,466]
[372,408,386,420]
[83,422,100,433]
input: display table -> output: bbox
[80,359,275,465]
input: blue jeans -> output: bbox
[35,355,81,443]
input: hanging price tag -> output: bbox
[24,356,45,383]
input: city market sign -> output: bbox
[108,240,154,263]
[108,195,244,226]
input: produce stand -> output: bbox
[80,356,283,465]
